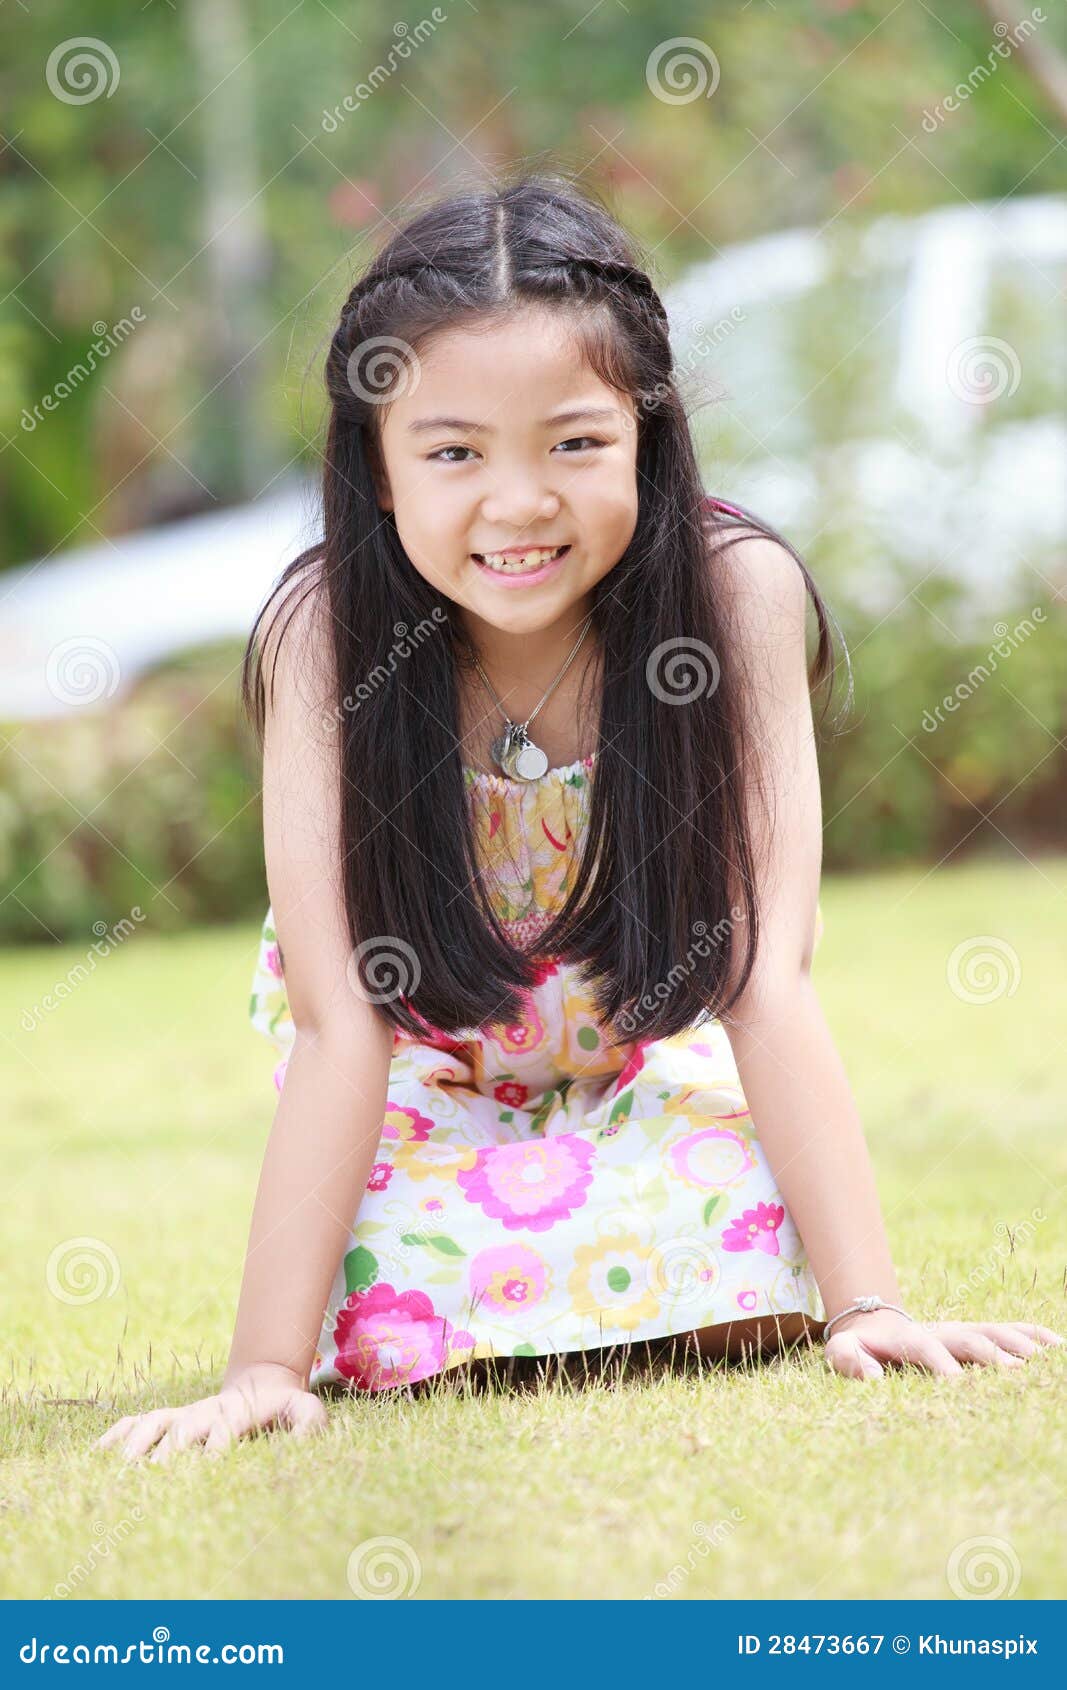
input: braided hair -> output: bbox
[324,190,673,414]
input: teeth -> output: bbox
[477,546,564,574]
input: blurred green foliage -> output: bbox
[818,584,1066,868]
[0,651,264,943]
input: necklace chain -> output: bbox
[463,610,595,781]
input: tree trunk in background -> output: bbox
[973,0,1067,126]
[186,0,275,502]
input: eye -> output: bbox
[427,445,478,463]
[553,436,605,453]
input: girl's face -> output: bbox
[374,305,638,653]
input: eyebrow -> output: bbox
[405,405,620,435]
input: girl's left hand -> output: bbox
[823,1311,1063,1380]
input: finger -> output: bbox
[207,1389,256,1453]
[936,1327,1022,1368]
[148,1409,213,1464]
[1010,1323,1064,1347]
[202,1413,239,1457]
[148,1425,181,1465]
[974,1324,1038,1359]
[93,1415,135,1450]
[887,1328,965,1377]
[121,1409,181,1462]
[825,1334,883,1380]
[282,1392,329,1438]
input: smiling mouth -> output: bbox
[471,544,570,575]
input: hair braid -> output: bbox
[521,255,669,328]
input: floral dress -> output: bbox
[248,754,827,1394]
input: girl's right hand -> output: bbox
[92,1363,329,1462]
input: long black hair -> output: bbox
[241,170,844,1046]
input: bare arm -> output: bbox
[718,537,901,1318]
[716,535,1060,1378]
[223,578,395,1384]
[220,1021,391,1384]
[95,578,395,1459]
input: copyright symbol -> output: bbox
[892,1636,910,1654]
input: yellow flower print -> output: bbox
[660,1086,747,1118]
[568,1231,661,1332]
[490,1002,547,1057]
[392,1138,479,1184]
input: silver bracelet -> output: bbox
[822,1294,914,1340]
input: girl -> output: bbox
[95,173,1061,1462]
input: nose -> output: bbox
[480,468,561,530]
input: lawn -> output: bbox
[2,855,1065,1600]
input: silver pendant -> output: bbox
[490,721,519,773]
[511,739,549,781]
[502,724,549,782]
[489,728,513,768]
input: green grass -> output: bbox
[2,855,1065,1600]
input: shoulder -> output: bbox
[257,562,335,717]
[700,509,809,649]
[259,560,330,663]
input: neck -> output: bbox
[457,596,596,699]
[455,598,601,760]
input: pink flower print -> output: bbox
[401,1005,469,1055]
[494,1081,529,1109]
[469,1243,549,1317]
[614,1042,648,1095]
[737,1289,758,1311]
[272,1059,288,1093]
[669,1127,755,1190]
[722,1201,785,1257]
[381,1102,434,1145]
[458,1135,596,1232]
[366,1163,393,1192]
[421,1197,444,1214]
[493,1003,546,1056]
[528,955,561,987]
[264,943,283,979]
[333,1282,474,1391]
